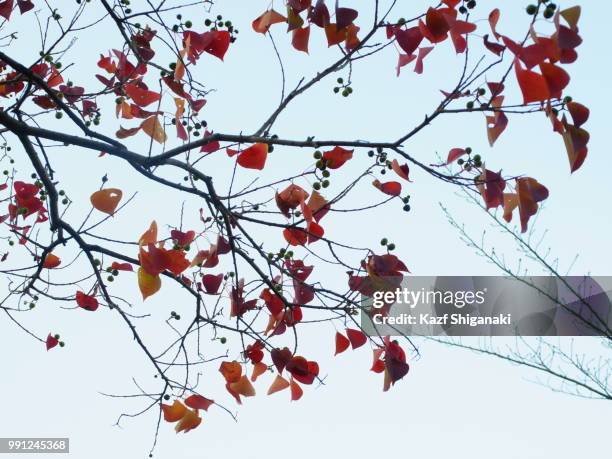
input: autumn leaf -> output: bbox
[372,180,402,196]
[124,83,161,107]
[502,178,549,233]
[138,267,161,300]
[251,362,268,382]
[237,143,268,170]
[46,333,59,351]
[175,409,202,434]
[139,221,158,246]
[290,379,303,401]
[75,291,99,311]
[391,160,411,181]
[322,146,353,169]
[446,148,466,164]
[90,188,122,215]
[141,116,167,144]
[184,394,214,411]
[267,375,290,395]
[334,331,350,355]
[161,400,187,422]
[42,253,61,269]
[292,26,310,53]
[252,9,287,34]
[346,328,367,349]
[219,361,242,384]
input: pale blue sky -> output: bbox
[1,1,610,458]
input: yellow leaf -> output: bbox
[175,409,202,434]
[90,188,123,215]
[138,267,161,300]
[141,116,167,144]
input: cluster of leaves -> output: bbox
[0,0,590,451]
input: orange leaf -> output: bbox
[251,361,268,382]
[219,361,242,384]
[90,188,123,215]
[229,375,256,397]
[139,221,158,246]
[267,375,290,395]
[175,409,202,433]
[138,267,161,300]
[252,9,287,34]
[324,23,346,47]
[141,116,167,144]
[42,253,61,269]
[290,378,303,401]
[276,184,309,218]
[237,143,268,170]
[161,400,187,422]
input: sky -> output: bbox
[1,1,610,458]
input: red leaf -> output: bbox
[421,7,451,43]
[46,333,59,351]
[290,379,304,401]
[322,146,353,169]
[184,394,214,411]
[292,26,310,53]
[566,101,589,128]
[276,184,309,217]
[483,34,505,56]
[124,83,161,107]
[0,0,14,20]
[539,62,570,100]
[75,291,99,312]
[170,229,195,246]
[309,0,330,28]
[477,169,506,209]
[446,148,466,164]
[414,46,433,74]
[372,180,402,196]
[391,159,411,181]
[394,27,424,55]
[201,273,224,294]
[271,347,292,374]
[516,177,549,233]
[111,261,133,272]
[514,60,550,104]
[283,227,308,246]
[205,30,231,60]
[237,143,268,170]
[334,332,350,355]
[336,5,358,30]
[346,328,367,349]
